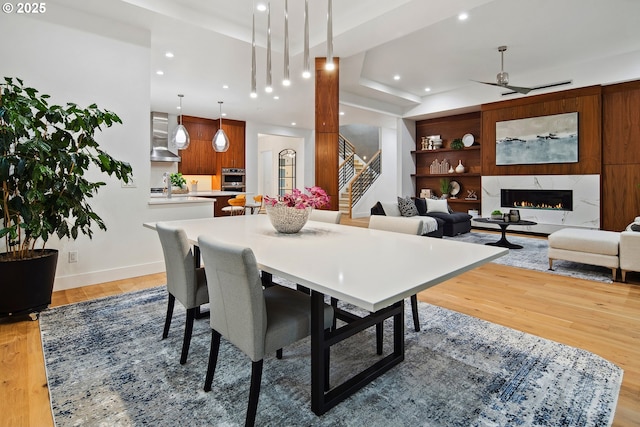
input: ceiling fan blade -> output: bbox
[502,84,532,94]
[471,80,532,94]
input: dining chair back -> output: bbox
[309,209,342,224]
[198,235,333,426]
[156,222,209,364]
[368,215,422,333]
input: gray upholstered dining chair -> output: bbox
[368,215,423,333]
[156,222,209,365]
[309,209,342,224]
[198,235,334,427]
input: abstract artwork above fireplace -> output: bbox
[496,112,578,165]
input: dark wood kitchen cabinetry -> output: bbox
[216,118,246,171]
[178,116,217,175]
[177,115,245,175]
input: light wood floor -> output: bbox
[1,218,639,426]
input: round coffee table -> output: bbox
[474,218,537,249]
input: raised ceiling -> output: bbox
[36,0,640,128]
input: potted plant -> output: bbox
[439,178,451,199]
[450,138,465,150]
[169,172,189,194]
[0,77,133,318]
[491,210,503,220]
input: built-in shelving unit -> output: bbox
[413,112,482,211]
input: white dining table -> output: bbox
[144,214,507,415]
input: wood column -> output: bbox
[315,57,339,211]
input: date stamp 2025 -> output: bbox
[2,2,47,14]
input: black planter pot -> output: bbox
[0,249,58,318]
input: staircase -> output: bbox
[338,158,365,214]
[337,134,382,217]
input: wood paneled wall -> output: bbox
[315,57,340,210]
[481,86,602,176]
[602,80,640,231]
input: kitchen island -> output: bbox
[148,190,245,217]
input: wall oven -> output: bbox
[221,168,246,191]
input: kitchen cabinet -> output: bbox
[178,116,217,175]
[177,116,245,176]
[215,118,246,171]
[413,112,482,211]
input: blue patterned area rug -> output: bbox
[40,286,622,426]
[446,232,614,283]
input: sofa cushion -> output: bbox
[548,228,619,256]
[379,201,402,217]
[426,199,449,214]
[397,196,419,217]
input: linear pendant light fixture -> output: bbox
[282,0,290,86]
[212,101,230,152]
[302,0,310,78]
[325,0,334,70]
[251,0,257,98]
[265,2,273,93]
[171,94,190,150]
[250,0,334,95]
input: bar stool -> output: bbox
[221,195,246,216]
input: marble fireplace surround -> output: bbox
[478,175,600,235]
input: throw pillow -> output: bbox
[631,223,640,232]
[426,198,449,214]
[397,196,419,217]
[412,197,427,216]
[380,201,402,217]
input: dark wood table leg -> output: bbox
[485,223,523,249]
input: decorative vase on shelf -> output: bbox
[448,166,454,173]
[266,203,311,234]
[455,160,465,173]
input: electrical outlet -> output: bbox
[68,250,78,263]
[121,177,137,188]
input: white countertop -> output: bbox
[148,196,216,205]
[148,190,245,205]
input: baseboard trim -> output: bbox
[53,261,165,291]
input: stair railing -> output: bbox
[348,150,381,217]
[339,153,355,190]
[339,134,355,161]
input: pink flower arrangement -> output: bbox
[264,186,330,210]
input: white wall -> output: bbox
[0,9,213,290]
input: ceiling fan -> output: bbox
[473,45,533,95]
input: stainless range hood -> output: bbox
[150,112,181,162]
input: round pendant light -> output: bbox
[171,94,190,150]
[212,101,230,152]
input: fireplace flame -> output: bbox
[514,201,564,210]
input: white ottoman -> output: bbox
[548,228,620,281]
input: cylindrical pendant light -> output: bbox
[171,94,190,150]
[302,0,310,78]
[251,1,257,98]
[326,0,334,71]
[265,2,273,93]
[212,101,230,152]
[282,0,290,86]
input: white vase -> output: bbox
[455,160,465,173]
[266,204,311,234]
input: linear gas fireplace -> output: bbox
[501,189,573,211]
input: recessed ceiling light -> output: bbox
[273,95,280,100]
[156,70,164,76]
[222,85,229,89]
[256,3,267,12]
[458,12,468,20]
[424,87,431,92]
[291,122,296,126]
[339,111,345,116]
[393,74,401,81]
[222,113,227,117]
[165,52,174,58]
